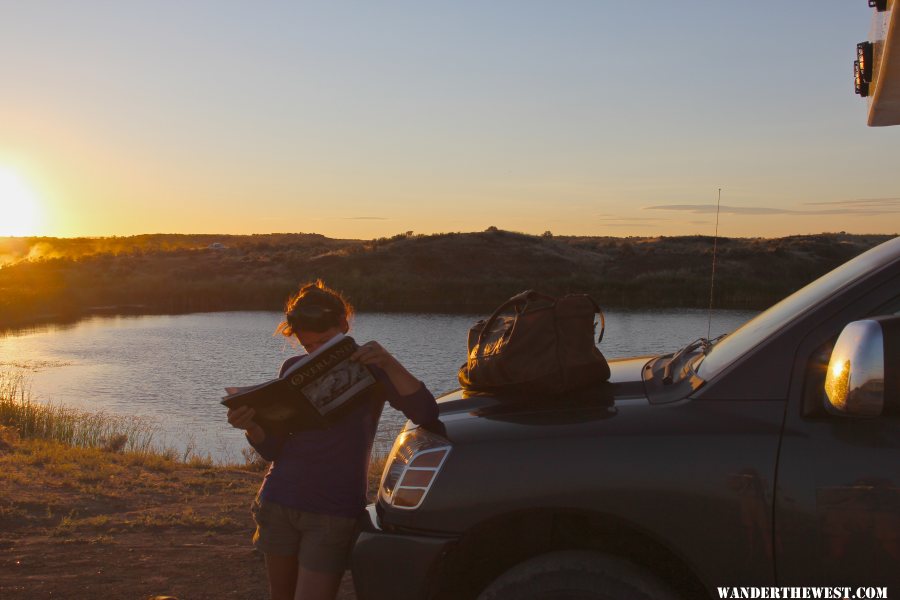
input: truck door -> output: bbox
[774,281,900,588]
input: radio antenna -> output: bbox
[706,188,721,341]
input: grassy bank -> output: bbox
[1,231,893,329]
[0,372,273,599]
[0,371,226,469]
[0,374,384,598]
[0,372,160,454]
[0,370,386,483]
[0,422,282,599]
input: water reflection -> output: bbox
[0,309,756,462]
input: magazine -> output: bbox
[221,334,378,433]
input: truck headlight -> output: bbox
[379,426,451,510]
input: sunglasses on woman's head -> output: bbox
[286,304,334,327]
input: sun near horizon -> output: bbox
[0,166,44,237]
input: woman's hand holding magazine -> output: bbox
[227,405,265,444]
[351,340,425,396]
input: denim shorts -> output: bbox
[251,497,359,573]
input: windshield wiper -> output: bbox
[662,334,727,385]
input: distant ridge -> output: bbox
[0,230,893,329]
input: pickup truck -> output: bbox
[351,235,900,600]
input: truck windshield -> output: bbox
[696,237,900,379]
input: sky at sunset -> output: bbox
[1,1,898,240]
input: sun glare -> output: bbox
[0,166,42,236]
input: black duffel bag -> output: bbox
[458,290,610,395]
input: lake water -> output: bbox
[0,309,757,462]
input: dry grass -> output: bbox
[0,370,260,470]
[0,371,373,598]
[0,424,278,599]
[0,369,397,500]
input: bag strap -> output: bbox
[573,294,606,344]
[475,290,550,356]
[594,300,606,344]
[558,294,606,344]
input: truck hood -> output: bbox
[430,356,652,443]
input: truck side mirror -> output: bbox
[824,316,900,417]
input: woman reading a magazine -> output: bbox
[226,281,439,600]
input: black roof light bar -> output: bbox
[855,41,875,97]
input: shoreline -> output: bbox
[2,304,762,338]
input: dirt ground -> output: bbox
[0,428,356,600]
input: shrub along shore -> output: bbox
[0,370,252,468]
[0,230,893,330]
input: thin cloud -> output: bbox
[343,216,389,220]
[647,204,796,215]
[601,222,670,227]
[598,216,666,222]
[803,197,900,207]
[645,204,900,216]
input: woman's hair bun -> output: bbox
[277,279,353,336]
